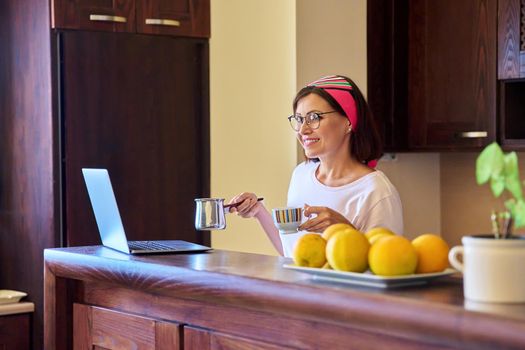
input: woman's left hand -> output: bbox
[298,204,355,233]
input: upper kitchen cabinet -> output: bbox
[52,0,136,32]
[137,0,210,37]
[51,0,210,38]
[408,0,497,149]
[497,0,525,148]
[368,0,497,151]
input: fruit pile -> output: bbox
[292,224,450,276]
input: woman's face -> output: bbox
[295,93,351,161]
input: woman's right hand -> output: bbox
[228,192,263,218]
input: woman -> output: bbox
[229,75,403,257]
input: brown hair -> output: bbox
[292,75,383,164]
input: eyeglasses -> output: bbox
[287,111,337,131]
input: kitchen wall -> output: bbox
[210,0,297,255]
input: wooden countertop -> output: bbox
[44,246,525,349]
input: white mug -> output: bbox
[449,235,525,303]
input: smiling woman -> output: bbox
[228,75,404,257]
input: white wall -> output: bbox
[296,0,368,92]
[210,0,297,255]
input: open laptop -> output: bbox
[82,168,212,255]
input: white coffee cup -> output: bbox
[449,235,525,303]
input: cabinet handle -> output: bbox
[145,18,181,27]
[89,14,127,23]
[456,131,488,138]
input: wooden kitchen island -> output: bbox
[44,246,525,349]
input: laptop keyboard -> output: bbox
[128,241,179,251]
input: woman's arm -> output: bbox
[253,205,283,255]
[228,193,283,255]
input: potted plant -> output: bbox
[476,142,525,236]
[448,142,525,303]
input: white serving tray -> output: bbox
[0,290,27,304]
[284,265,456,289]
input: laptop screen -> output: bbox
[82,168,131,254]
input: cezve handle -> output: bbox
[224,198,264,213]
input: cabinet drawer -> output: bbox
[137,0,210,38]
[73,303,181,349]
[52,0,136,32]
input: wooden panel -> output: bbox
[367,0,409,151]
[73,304,181,349]
[52,0,136,32]
[59,31,210,247]
[91,307,156,349]
[137,0,210,38]
[73,304,93,350]
[156,322,181,350]
[0,0,56,349]
[498,0,521,79]
[408,0,497,149]
[211,330,294,350]
[184,326,210,349]
[184,326,293,350]
[0,314,31,350]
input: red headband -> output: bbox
[307,75,358,130]
[307,76,377,168]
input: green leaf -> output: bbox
[476,142,504,185]
[490,175,505,197]
[504,152,523,200]
[512,199,525,228]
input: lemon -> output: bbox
[365,227,396,241]
[412,234,450,273]
[322,223,356,241]
[326,230,370,272]
[368,236,418,276]
[292,233,327,267]
[368,233,392,245]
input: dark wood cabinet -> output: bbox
[368,0,498,151]
[52,0,210,38]
[184,326,292,350]
[0,312,32,350]
[46,247,525,350]
[52,0,136,32]
[497,0,525,149]
[60,30,208,247]
[74,304,180,349]
[1,1,210,348]
[137,0,210,37]
[408,0,497,149]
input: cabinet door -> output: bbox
[52,0,136,32]
[59,30,210,247]
[74,303,180,350]
[184,326,293,350]
[137,0,210,38]
[408,0,497,149]
[0,314,31,350]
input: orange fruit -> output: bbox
[368,236,418,276]
[412,234,450,273]
[365,227,396,241]
[292,233,327,267]
[368,233,392,245]
[322,223,357,241]
[326,230,370,272]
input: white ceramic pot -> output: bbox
[449,234,525,303]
